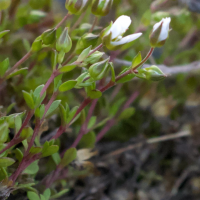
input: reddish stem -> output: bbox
[0,110,34,155]
[0,51,32,85]
[71,99,98,148]
[55,13,71,30]
[53,48,154,140]
[96,119,116,142]
[40,71,59,97]
[15,110,34,137]
[42,91,59,120]
[25,119,41,155]
[10,154,39,183]
[88,43,103,57]
[96,91,139,142]
[0,137,23,156]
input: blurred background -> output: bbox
[1,0,200,199]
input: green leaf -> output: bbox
[54,74,63,92]
[51,152,61,165]
[59,104,68,125]
[118,107,135,120]
[15,115,22,134]
[23,161,39,175]
[40,194,46,200]
[87,89,102,99]
[0,157,15,167]
[17,183,35,190]
[22,90,35,109]
[33,85,46,107]
[59,80,77,92]
[29,147,42,155]
[109,97,126,117]
[42,145,59,157]
[0,30,10,39]
[35,104,45,119]
[59,64,76,73]
[22,139,28,151]
[6,68,28,79]
[60,148,77,167]
[46,100,61,117]
[23,39,31,52]
[50,189,69,199]
[6,103,16,114]
[0,58,10,78]
[116,73,135,84]
[15,148,23,162]
[6,112,25,128]
[0,167,8,181]
[27,191,40,200]
[109,62,116,82]
[87,116,96,129]
[0,143,7,157]
[43,188,51,200]
[77,45,92,63]
[51,50,58,70]
[67,106,79,123]
[131,52,142,68]
[79,132,96,148]
[20,127,33,139]
[0,122,9,143]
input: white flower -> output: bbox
[101,15,142,50]
[150,17,171,47]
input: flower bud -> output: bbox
[80,51,104,68]
[56,28,72,53]
[0,0,11,11]
[89,57,110,80]
[31,36,43,52]
[65,0,90,15]
[91,0,113,16]
[41,28,56,45]
[76,33,99,54]
[138,65,166,81]
[149,17,171,48]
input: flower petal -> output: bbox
[152,20,162,33]
[110,15,131,40]
[110,33,142,46]
[158,17,171,42]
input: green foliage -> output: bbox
[0,157,15,167]
[23,161,39,175]
[45,100,61,116]
[60,148,77,167]
[59,80,77,92]
[42,141,59,157]
[0,0,188,199]
[79,132,96,148]
[0,30,10,39]
[0,58,9,78]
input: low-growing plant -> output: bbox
[0,0,173,199]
